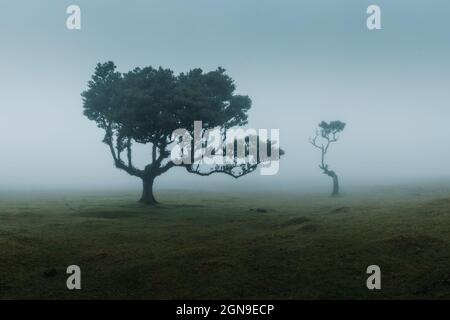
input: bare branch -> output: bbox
[184,163,259,179]
[309,130,324,150]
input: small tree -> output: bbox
[82,62,281,205]
[310,121,346,196]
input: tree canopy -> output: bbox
[82,62,280,204]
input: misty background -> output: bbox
[0,0,449,193]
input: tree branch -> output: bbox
[184,163,259,179]
[103,124,143,178]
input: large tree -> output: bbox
[310,121,346,196]
[82,62,280,205]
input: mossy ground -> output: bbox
[2,185,450,299]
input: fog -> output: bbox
[0,0,449,193]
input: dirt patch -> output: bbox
[329,206,351,214]
[250,208,269,213]
[282,217,310,226]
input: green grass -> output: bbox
[2,185,450,299]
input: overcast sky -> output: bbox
[0,0,449,192]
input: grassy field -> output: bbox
[2,184,450,299]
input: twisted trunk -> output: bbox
[324,169,339,197]
[331,172,339,196]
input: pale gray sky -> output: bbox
[0,0,449,192]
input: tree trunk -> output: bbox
[139,176,158,205]
[331,173,339,197]
[322,168,340,197]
